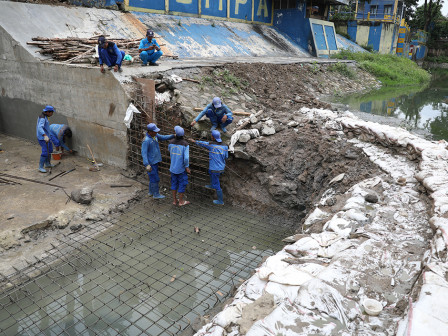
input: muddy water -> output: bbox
[335,69,448,140]
[0,201,294,335]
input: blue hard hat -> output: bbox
[43,105,55,112]
[146,30,154,37]
[98,36,106,47]
[174,126,184,137]
[147,123,160,132]
[212,130,222,142]
[212,97,222,108]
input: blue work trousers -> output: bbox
[147,163,160,183]
[140,50,163,65]
[205,109,233,128]
[170,171,188,193]
[209,170,223,191]
[99,49,125,67]
[38,140,53,159]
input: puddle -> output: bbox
[0,200,294,335]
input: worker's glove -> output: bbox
[146,165,152,172]
[43,135,49,143]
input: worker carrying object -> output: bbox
[36,105,58,173]
[141,123,175,199]
[190,130,228,205]
[168,126,191,206]
[139,30,163,66]
[98,36,125,73]
[49,124,73,153]
[191,97,233,133]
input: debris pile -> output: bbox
[195,107,448,335]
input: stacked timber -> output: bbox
[27,36,144,64]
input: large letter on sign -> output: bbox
[176,0,193,4]
[257,0,268,17]
[205,0,224,10]
[235,0,248,15]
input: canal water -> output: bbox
[335,69,448,140]
[0,200,294,335]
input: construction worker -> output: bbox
[139,30,163,66]
[141,123,175,199]
[190,130,228,205]
[168,126,191,206]
[36,105,58,173]
[191,97,233,133]
[49,124,73,153]
[98,36,125,73]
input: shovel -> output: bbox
[87,144,100,172]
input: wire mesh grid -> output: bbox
[127,84,222,198]
[0,199,294,335]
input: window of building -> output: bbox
[274,0,297,10]
[370,5,378,15]
[384,5,392,15]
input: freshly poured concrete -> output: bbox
[0,200,293,335]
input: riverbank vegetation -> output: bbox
[333,50,431,87]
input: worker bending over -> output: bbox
[191,97,233,133]
[168,126,191,206]
[191,130,228,205]
[36,105,58,173]
[141,123,174,199]
[50,124,73,153]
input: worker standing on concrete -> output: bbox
[169,126,191,206]
[190,130,228,205]
[49,124,73,153]
[97,36,125,73]
[191,97,233,133]
[141,123,175,199]
[138,30,163,66]
[36,105,57,173]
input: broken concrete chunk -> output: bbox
[71,187,93,205]
[261,124,276,135]
[238,133,251,143]
[70,224,83,232]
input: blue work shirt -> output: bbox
[49,124,70,151]
[195,141,228,171]
[168,138,190,174]
[195,103,233,122]
[139,37,160,55]
[36,114,51,141]
[141,133,174,166]
[98,42,123,66]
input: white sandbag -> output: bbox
[229,129,260,153]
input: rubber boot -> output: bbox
[148,183,153,197]
[151,182,165,199]
[38,156,47,173]
[221,126,227,133]
[210,125,217,131]
[45,157,55,168]
[213,190,224,205]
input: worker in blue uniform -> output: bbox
[190,130,228,205]
[139,30,163,66]
[98,36,125,73]
[191,97,233,133]
[168,126,191,206]
[141,123,175,199]
[36,105,58,173]
[50,124,73,153]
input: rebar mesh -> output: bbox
[0,199,294,335]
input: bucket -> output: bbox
[52,153,62,160]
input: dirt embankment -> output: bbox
[148,62,383,220]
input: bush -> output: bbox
[332,50,431,86]
[328,62,356,79]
